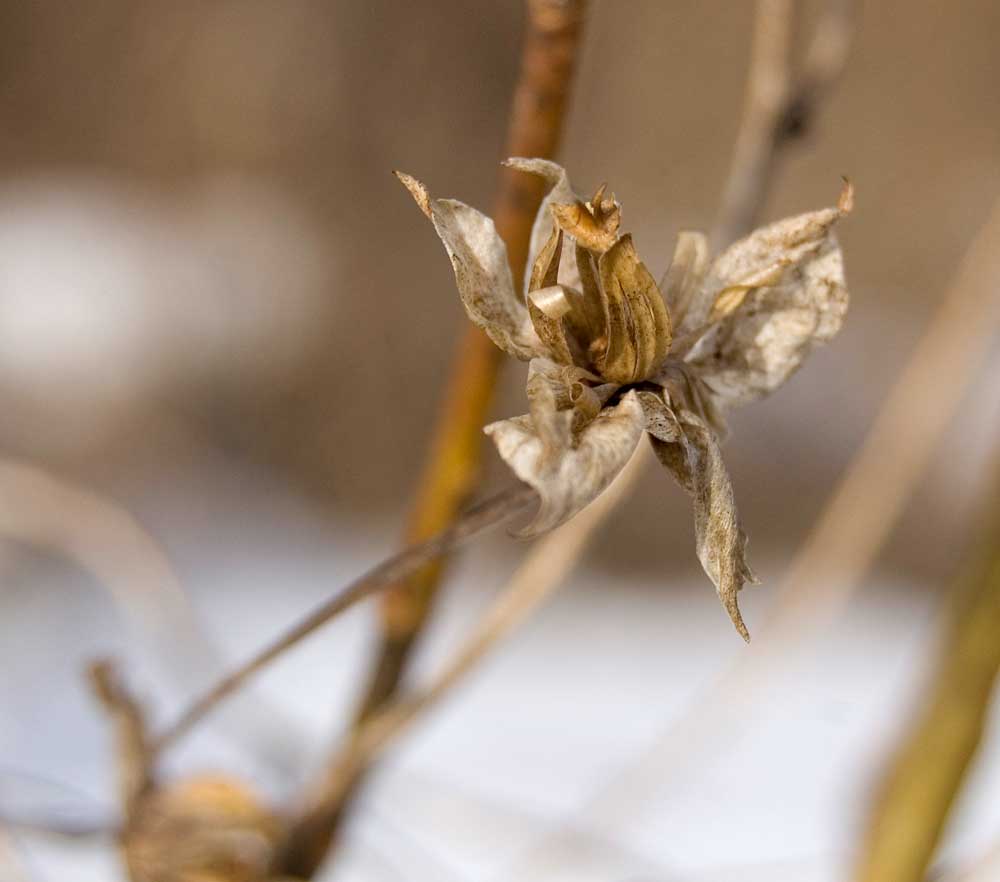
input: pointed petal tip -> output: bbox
[725,596,751,643]
[838,177,855,214]
[394,170,432,218]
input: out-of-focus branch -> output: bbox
[713,0,856,248]
[0,459,199,678]
[854,464,1000,882]
[152,484,536,754]
[358,0,589,722]
[88,659,153,821]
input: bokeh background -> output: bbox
[2,2,999,880]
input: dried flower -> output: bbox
[397,159,851,640]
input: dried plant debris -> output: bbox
[398,160,851,640]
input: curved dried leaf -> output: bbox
[688,235,848,406]
[650,411,757,641]
[485,391,644,537]
[596,235,673,384]
[397,171,540,360]
[679,188,851,338]
[503,157,580,295]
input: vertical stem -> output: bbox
[366,0,588,718]
[277,2,588,875]
[855,466,1000,882]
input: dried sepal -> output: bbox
[396,171,541,360]
[650,410,758,641]
[526,357,614,440]
[596,235,673,384]
[485,390,644,537]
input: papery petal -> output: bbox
[677,183,852,339]
[687,233,849,407]
[503,158,580,294]
[397,171,541,360]
[596,235,673,384]
[659,231,709,327]
[485,390,644,537]
[526,228,575,365]
[650,410,758,641]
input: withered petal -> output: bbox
[683,187,852,337]
[503,157,580,295]
[650,410,757,641]
[688,233,849,407]
[596,234,673,384]
[660,231,710,326]
[397,171,541,361]
[485,390,644,537]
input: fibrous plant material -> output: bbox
[854,469,1000,882]
[90,661,284,882]
[398,160,852,640]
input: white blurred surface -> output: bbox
[2,459,999,882]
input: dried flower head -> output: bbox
[397,159,851,640]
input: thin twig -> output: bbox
[713,0,856,248]
[152,484,536,754]
[88,659,154,820]
[273,1,589,875]
[854,465,1000,882]
[276,450,648,859]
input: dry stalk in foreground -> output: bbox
[854,464,1000,882]
[152,484,536,753]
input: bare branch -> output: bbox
[855,463,1000,882]
[88,659,153,819]
[713,0,857,249]
[152,484,537,754]
[278,450,648,862]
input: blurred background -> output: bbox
[1,2,999,880]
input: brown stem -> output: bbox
[150,484,536,755]
[273,1,588,875]
[854,465,1000,882]
[88,659,154,821]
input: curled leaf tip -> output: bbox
[724,594,751,643]
[838,177,855,214]
[394,170,432,218]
